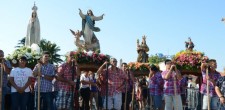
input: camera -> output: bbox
[171,65,175,70]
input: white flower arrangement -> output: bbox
[6,46,41,68]
[11,59,17,64]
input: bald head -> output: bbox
[110,58,117,67]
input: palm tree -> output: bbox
[15,37,25,48]
[39,39,63,64]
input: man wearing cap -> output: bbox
[9,56,33,110]
[0,49,12,110]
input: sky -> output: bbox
[1,1,225,71]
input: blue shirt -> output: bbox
[33,63,55,92]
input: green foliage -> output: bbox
[148,55,167,65]
[15,37,25,48]
[39,39,63,64]
[7,38,63,68]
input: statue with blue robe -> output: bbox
[78,9,104,53]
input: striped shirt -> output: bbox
[33,63,55,92]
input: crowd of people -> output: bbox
[1,49,225,110]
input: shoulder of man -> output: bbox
[25,67,33,71]
[48,63,55,66]
[217,76,225,84]
[11,67,18,72]
[215,71,221,75]
[161,70,168,75]
[59,63,67,68]
[47,63,55,69]
[4,60,12,68]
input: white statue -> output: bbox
[78,9,104,52]
[70,29,86,50]
[25,3,40,47]
[70,29,100,52]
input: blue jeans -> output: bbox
[35,92,54,110]
[202,95,218,110]
[11,92,30,110]
[53,91,58,110]
[219,103,225,110]
[103,92,122,110]
[164,94,183,110]
[151,95,163,109]
[1,87,7,110]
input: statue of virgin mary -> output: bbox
[25,3,40,47]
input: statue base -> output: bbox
[180,70,201,76]
[132,70,149,77]
[78,63,101,72]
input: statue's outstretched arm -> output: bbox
[92,14,104,21]
[79,8,85,19]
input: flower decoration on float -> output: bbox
[173,50,209,72]
[6,46,41,69]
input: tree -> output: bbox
[148,54,167,65]
[15,37,25,48]
[39,39,63,64]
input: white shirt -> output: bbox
[80,73,90,88]
[10,67,33,92]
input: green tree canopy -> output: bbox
[39,39,63,64]
[15,37,25,48]
[148,54,167,65]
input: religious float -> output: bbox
[70,9,109,72]
[172,37,210,110]
[5,4,43,110]
[69,51,110,72]
[173,37,208,76]
[6,3,41,69]
[6,45,41,69]
[128,35,150,77]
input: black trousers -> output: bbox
[80,87,90,110]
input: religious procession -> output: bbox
[1,3,225,110]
